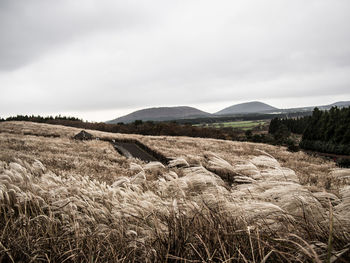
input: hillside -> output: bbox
[216,101,278,115]
[281,101,350,113]
[1,121,350,262]
[107,106,212,123]
[328,100,350,108]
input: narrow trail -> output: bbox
[112,141,159,162]
[73,130,169,164]
[104,138,169,164]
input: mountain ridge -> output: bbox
[280,101,350,113]
[215,101,278,115]
[107,106,212,124]
[106,100,350,123]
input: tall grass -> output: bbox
[0,121,350,262]
[1,156,349,262]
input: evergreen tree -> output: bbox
[300,106,350,155]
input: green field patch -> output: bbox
[194,120,267,130]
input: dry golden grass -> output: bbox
[0,121,350,262]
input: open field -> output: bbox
[195,120,268,130]
[1,121,350,262]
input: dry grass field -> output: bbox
[1,121,350,262]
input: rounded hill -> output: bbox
[107,106,212,123]
[216,101,278,115]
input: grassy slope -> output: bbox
[0,121,350,262]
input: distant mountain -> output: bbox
[107,106,212,124]
[328,101,350,108]
[282,101,350,113]
[107,101,350,124]
[215,101,278,115]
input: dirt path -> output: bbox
[112,141,159,162]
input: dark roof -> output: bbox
[74,130,93,140]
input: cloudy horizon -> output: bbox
[1,0,350,121]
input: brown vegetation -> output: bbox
[1,121,350,262]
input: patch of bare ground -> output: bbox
[1,121,350,262]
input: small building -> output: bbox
[73,130,93,140]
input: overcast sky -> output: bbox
[1,0,350,121]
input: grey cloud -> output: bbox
[0,0,159,71]
[1,0,350,119]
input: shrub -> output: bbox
[336,158,350,168]
[286,138,300,152]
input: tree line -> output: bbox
[301,107,350,155]
[3,107,349,157]
[269,116,310,135]
[1,115,244,141]
[269,106,350,155]
[3,115,82,122]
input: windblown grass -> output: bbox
[0,121,349,262]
